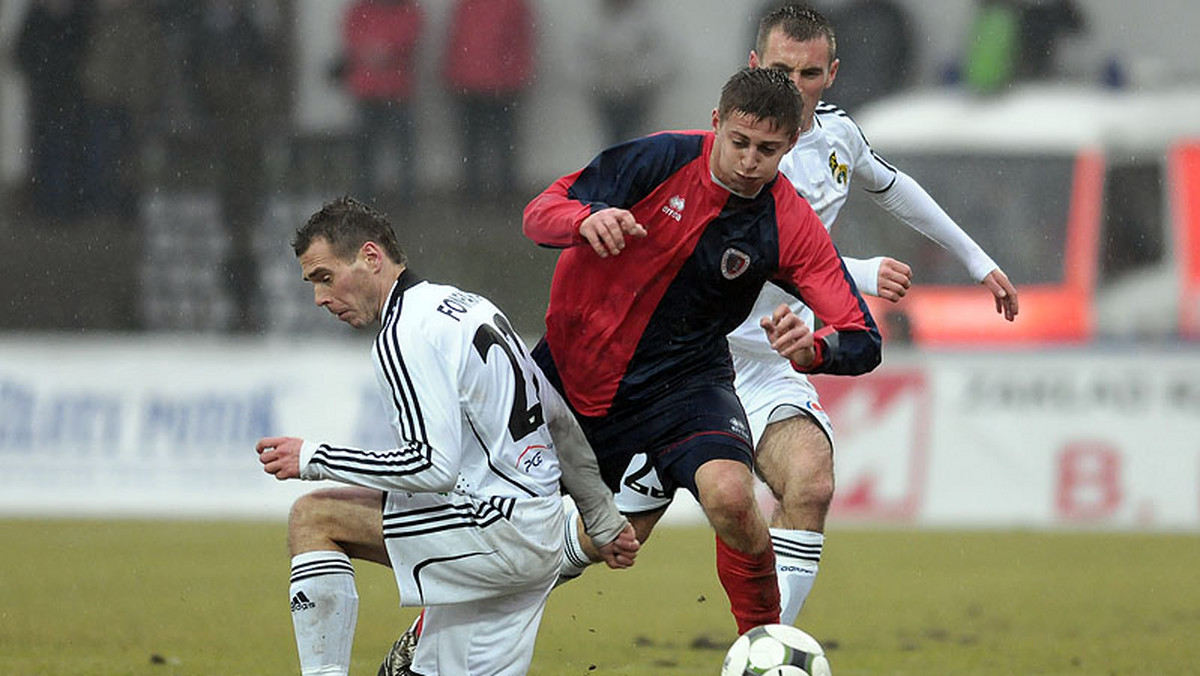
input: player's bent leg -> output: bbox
[694,458,779,634]
[695,459,771,554]
[288,487,389,564]
[287,488,386,676]
[754,416,833,625]
[755,416,834,532]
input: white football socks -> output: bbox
[289,550,359,676]
[556,503,595,587]
[770,528,824,625]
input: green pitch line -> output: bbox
[1,520,1197,675]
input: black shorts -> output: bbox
[533,339,754,501]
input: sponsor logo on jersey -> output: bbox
[828,151,849,185]
[720,248,751,280]
[729,416,750,439]
[516,444,547,473]
[661,195,685,222]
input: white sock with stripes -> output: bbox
[556,502,595,587]
[770,528,824,625]
[289,550,359,676]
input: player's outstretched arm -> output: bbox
[983,268,1019,321]
[578,208,647,258]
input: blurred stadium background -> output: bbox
[1,0,1199,673]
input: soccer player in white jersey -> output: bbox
[582,4,1021,626]
[255,197,638,676]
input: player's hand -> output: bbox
[877,257,912,302]
[255,436,304,480]
[760,303,815,368]
[982,268,1019,321]
[579,208,647,258]
[595,522,640,570]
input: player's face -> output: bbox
[709,109,797,197]
[750,27,839,133]
[298,237,381,328]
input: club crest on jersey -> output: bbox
[661,195,685,222]
[829,151,849,185]
[720,248,751,280]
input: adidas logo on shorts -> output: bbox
[290,591,316,612]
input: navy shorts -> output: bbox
[533,340,754,502]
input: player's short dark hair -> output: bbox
[293,196,407,265]
[718,67,803,135]
[756,3,837,63]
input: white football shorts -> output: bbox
[384,491,562,675]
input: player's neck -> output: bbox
[710,171,763,199]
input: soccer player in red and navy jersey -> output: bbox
[523,67,881,634]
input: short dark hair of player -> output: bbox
[718,67,804,135]
[756,3,837,64]
[293,196,408,265]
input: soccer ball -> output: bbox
[720,624,832,676]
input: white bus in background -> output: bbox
[838,83,1200,346]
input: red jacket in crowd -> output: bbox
[444,0,534,95]
[343,0,424,101]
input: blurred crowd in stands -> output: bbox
[4,0,1093,334]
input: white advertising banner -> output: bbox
[2,338,1198,530]
[0,336,388,519]
[811,350,1200,530]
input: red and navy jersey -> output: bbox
[523,130,881,417]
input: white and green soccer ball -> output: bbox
[720,624,832,676]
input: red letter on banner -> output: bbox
[1056,442,1122,521]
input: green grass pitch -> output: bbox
[2,519,1198,675]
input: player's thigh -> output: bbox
[755,414,834,501]
[288,486,387,565]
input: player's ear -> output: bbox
[360,241,383,271]
[827,57,840,88]
[711,108,721,132]
[748,50,760,69]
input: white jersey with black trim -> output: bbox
[300,272,563,502]
[726,101,996,357]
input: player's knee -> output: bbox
[287,490,341,550]
[696,464,758,523]
[782,469,834,512]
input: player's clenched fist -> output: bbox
[578,207,647,258]
[759,303,816,368]
[876,257,913,302]
[255,436,304,480]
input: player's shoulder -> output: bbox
[769,175,821,226]
[624,129,708,162]
[404,281,494,326]
[813,101,866,140]
[813,100,855,124]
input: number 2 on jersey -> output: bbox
[472,314,545,441]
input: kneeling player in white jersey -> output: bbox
[560,4,1020,627]
[255,197,638,676]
